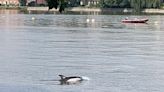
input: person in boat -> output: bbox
[125,17,129,20]
[58,75,83,85]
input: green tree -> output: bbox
[45,0,67,13]
[99,0,161,9]
[129,0,161,8]
[103,0,122,8]
[128,0,161,13]
[67,0,80,7]
[19,0,26,6]
[129,0,141,12]
[99,0,130,8]
[119,0,130,8]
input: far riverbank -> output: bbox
[0,6,163,14]
[27,7,164,14]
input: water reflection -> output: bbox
[0,9,163,30]
[0,9,20,14]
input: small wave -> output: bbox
[82,76,90,81]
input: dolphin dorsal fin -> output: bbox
[59,75,66,80]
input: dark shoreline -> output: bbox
[0,6,164,14]
[27,7,164,14]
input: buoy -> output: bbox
[32,17,35,20]
[154,21,159,25]
[91,19,95,23]
[86,19,90,23]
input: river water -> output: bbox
[0,10,164,92]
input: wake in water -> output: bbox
[81,76,90,81]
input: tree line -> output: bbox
[100,0,161,8]
[19,0,162,12]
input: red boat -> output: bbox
[122,18,148,23]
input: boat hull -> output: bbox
[122,19,148,23]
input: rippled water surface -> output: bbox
[0,10,164,92]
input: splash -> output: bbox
[82,76,90,81]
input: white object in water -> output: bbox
[91,19,95,23]
[86,19,90,23]
[81,76,90,81]
[154,21,159,25]
[32,17,35,20]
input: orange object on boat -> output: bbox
[122,18,148,23]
